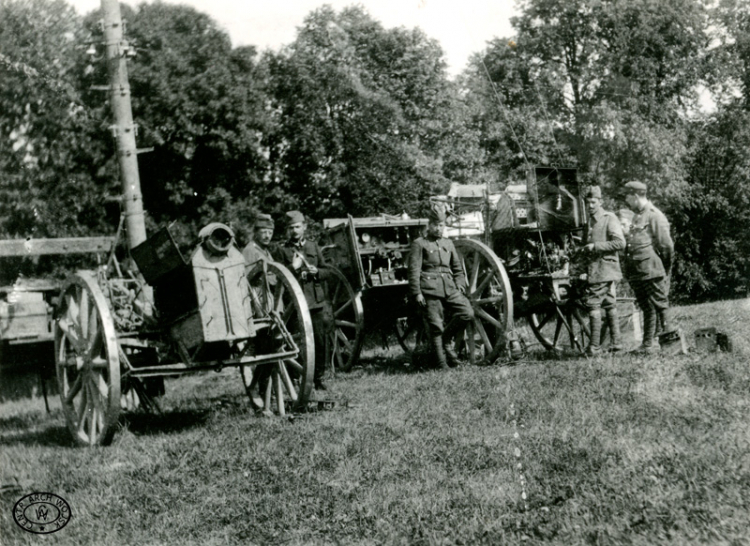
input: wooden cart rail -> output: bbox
[0,237,115,257]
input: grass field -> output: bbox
[1,298,749,545]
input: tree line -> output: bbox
[1,0,749,302]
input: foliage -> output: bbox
[266,5,485,221]
[2,300,749,544]
[466,0,707,188]
[113,3,273,237]
[675,106,750,300]
[0,0,749,301]
[0,0,115,241]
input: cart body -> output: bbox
[435,166,595,354]
[50,222,315,446]
[319,215,428,369]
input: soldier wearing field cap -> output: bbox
[273,210,333,390]
[581,185,626,355]
[622,181,675,353]
[242,212,276,269]
[408,203,474,369]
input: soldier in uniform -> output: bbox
[408,204,474,369]
[622,181,675,353]
[580,186,626,355]
[273,211,333,391]
[241,212,276,269]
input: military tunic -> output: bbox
[624,202,673,280]
[274,239,332,310]
[273,239,333,382]
[242,241,275,270]
[624,201,673,312]
[408,236,473,336]
[583,208,625,310]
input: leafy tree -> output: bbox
[0,0,114,241]
[0,0,121,284]
[266,5,485,221]
[675,107,750,300]
[466,0,708,192]
[84,2,274,237]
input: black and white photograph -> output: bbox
[1,0,749,543]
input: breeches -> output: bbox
[584,281,617,311]
[630,277,669,312]
[424,292,474,336]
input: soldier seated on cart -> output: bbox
[273,210,334,391]
[581,185,626,355]
[408,204,474,369]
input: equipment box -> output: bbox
[0,292,52,343]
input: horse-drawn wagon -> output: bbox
[437,166,593,354]
[45,222,315,446]
[320,210,518,369]
[320,165,598,371]
[1,0,316,446]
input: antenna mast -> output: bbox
[101,0,146,249]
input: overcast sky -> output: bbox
[68,0,518,76]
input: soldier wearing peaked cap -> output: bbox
[242,212,276,270]
[272,210,334,391]
[241,212,278,411]
[408,203,474,369]
[580,185,626,355]
[622,181,675,353]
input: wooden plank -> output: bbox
[0,237,115,257]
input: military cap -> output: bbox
[254,212,274,230]
[285,210,306,224]
[623,181,647,194]
[584,185,602,199]
[427,203,446,223]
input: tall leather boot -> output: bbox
[585,309,602,356]
[432,336,450,370]
[605,307,622,352]
[657,308,673,334]
[638,308,658,353]
[442,319,462,367]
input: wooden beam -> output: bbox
[0,237,115,257]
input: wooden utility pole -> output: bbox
[101,0,147,249]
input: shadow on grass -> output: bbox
[353,350,449,376]
[122,409,211,436]
[0,413,48,433]
[0,424,75,448]
[349,347,582,376]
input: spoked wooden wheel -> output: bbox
[55,271,121,446]
[454,239,514,365]
[395,311,429,355]
[244,262,314,415]
[325,267,364,372]
[529,301,590,354]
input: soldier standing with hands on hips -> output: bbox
[408,204,474,369]
[273,211,334,391]
[580,185,626,355]
[622,181,675,353]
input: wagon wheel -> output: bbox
[120,378,162,413]
[453,238,514,365]
[322,267,364,372]
[528,301,590,354]
[54,271,121,446]
[242,261,315,415]
[395,311,429,355]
